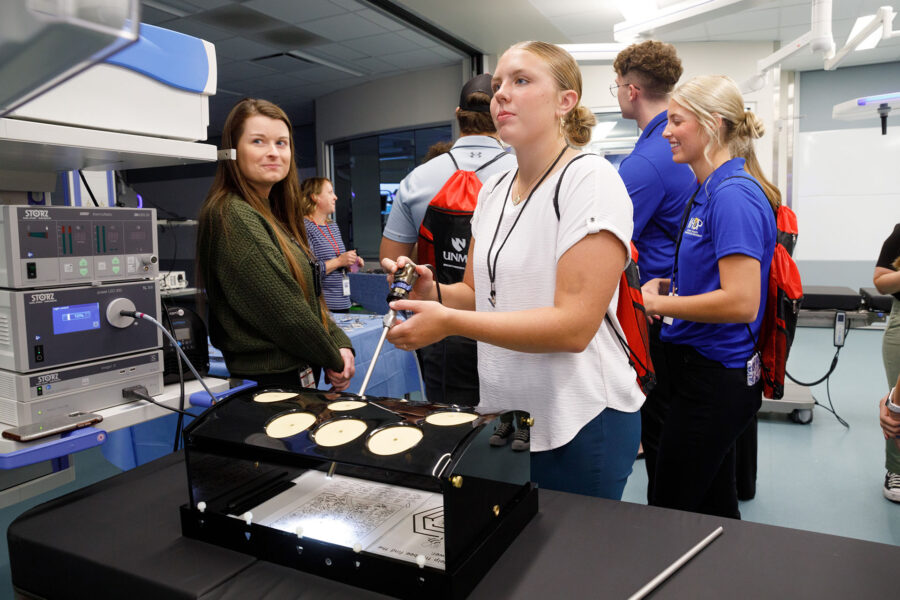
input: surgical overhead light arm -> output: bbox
[740,0,835,93]
[824,6,898,71]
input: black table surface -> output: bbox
[7,452,898,599]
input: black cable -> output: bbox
[77,170,100,207]
[785,331,849,428]
[815,375,849,429]
[123,386,192,416]
[161,302,186,451]
[786,346,841,387]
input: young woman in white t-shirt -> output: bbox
[382,41,644,499]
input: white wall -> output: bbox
[794,128,900,263]
[581,41,778,176]
[315,63,465,162]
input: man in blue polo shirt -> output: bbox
[614,41,696,501]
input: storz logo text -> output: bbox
[24,209,50,219]
[29,292,56,304]
[37,373,61,384]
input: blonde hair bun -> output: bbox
[565,104,597,147]
[738,111,765,140]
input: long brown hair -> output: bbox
[198,98,327,324]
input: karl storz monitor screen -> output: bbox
[52,302,101,335]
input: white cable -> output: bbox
[122,310,218,406]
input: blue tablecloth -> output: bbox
[210,313,420,398]
[324,313,420,398]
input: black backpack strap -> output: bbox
[552,153,597,220]
[489,170,512,195]
[473,148,510,173]
[446,151,459,171]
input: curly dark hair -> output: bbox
[613,40,683,98]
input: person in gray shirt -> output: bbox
[380,73,516,406]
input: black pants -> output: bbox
[641,320,671,503]
[417,336,479,406]
[651,343,762,519]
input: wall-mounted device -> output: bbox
[0,350,163,427]
[0,281,160,372]
[0,205,158,289]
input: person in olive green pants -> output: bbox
[874,223,900,502]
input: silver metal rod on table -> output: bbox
[357,310,395,397]
[627,526,723,600]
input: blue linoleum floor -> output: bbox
[623,324,900,546]
[0,324,896,599]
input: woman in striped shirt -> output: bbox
[301,177,364,312]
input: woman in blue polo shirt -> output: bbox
[641,75,777,519]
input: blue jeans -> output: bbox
[530,407,641,500]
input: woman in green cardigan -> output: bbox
[197,98,355,390]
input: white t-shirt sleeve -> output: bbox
[554,156,634,263]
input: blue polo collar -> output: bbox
[697,157,747,204]
[640,110,668,141]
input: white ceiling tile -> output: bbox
[550,12,614,38]
[395,28,439,48]
[777,24,809,42]
[215,36,278,60]
[352,56,399,74]
[704,8,780,36]
[291,66,358,83]
[343,32,423,55]
[430,45,466,61]
[357,8,406,32]
[244,0,344,23]
[251,54,317,73]
[164,17,233,42]
[778,2,815,28]
[531,0,615,19]
[307,43,367,62]
[380,48,448,70]
[657,23,711,42]
[300,13,388,42]
[328,0,365,11]
[140,6,180,25]
[182,0,232,10]
[217,60,276,82]
[239,72,302,91]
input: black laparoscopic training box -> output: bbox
[180,386,538,599]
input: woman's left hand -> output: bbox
[356,257,365,270]
[641,277,670,317]
[386,299,451,351]
[325,347,356,391]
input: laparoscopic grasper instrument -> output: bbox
[357,263,419,396]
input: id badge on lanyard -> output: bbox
[746,352,761,387]
[299,367,316,388]
[342,272,351,296]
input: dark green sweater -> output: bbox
[198,194,351,377]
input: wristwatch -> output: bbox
[886,387,900,414]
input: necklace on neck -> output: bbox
[512,145,569,205]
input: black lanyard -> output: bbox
[485,145,568,307]
[671,182,702,295]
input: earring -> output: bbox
[559,115,565,138]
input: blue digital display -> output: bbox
[51,302,101,335]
